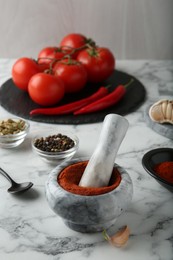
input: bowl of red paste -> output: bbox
[142,148,173,193]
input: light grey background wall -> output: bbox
[0,0,172,59]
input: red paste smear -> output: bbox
[58,160,122,196]
[154,161,173,184]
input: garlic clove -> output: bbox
[166,101,172,120]
[149,100,165,122]
[161,100,168,117]
[103,225,130,248]
[149,100,173,124]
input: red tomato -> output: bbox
[28,73,65,106]
[60,33,87,58]
[12,57,40,91]
[77,47,115,83]
[60,33,87,49]
[37,46,72,71]
[53,59,87,93]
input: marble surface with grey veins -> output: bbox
[0,59,173,260]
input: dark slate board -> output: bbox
[0,70,146,124]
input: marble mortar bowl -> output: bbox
[45,158,133,233]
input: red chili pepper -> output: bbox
[74,79,134,115]
[30,86,109,115]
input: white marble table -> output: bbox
[0,59,172,260]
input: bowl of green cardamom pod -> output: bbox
[0,117,30,148]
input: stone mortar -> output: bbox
[45,158,133,233]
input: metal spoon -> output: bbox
[0,167,33,194]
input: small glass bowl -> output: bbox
[31,131,79,164]
[0,118,30,148]
[142,148,173,193]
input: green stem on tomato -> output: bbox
[62,39,96,58]
[37,41,98,72]
[87,47,99,57]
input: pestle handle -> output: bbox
[79,114,129,188]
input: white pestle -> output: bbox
[79,114,129,188]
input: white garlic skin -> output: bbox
[103,225,130,248]
[110,226,130,247]
[149,100,173,124]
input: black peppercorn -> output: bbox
[34,134,75,152]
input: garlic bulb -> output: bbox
[103,226,130,247]
[149,100,173,124]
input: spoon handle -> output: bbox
[0,167,16,185]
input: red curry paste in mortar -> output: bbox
[58,161,122,196]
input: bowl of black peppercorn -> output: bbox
[31,131,79,164]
